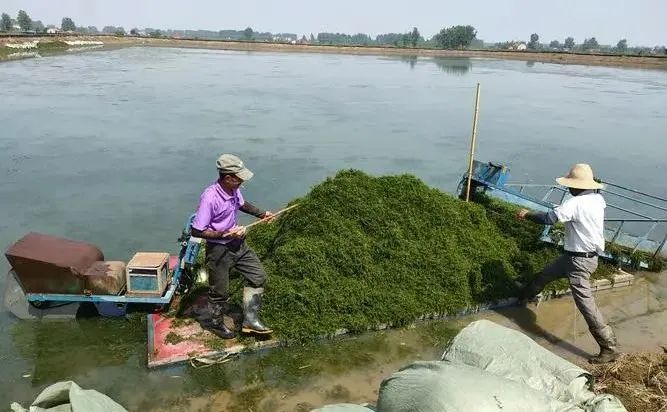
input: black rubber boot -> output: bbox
[208,301,236,340]
[589,325,620,364]
[241,287,273,335]
[514,280,540,306]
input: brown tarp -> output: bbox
[83,261,126,295]
[5,232,104,294]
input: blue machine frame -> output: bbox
[459,160,667,261]
[21,214,202,317]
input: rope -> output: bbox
[189,352,237,369]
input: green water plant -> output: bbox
[242,170,563,340]
[183,170,625,341]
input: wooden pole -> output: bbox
[465,83,481,202]
[223,204,299,237]
[245,203,299,230]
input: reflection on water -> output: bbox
[398,55,418,69]
[432,58,472,75]
[11,315,144,384]
[394,56,473,75]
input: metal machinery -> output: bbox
[3,215,202,319]
[458,160,667,262]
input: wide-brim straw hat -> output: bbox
[555,163,603,190]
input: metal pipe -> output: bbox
[610,222,624,243]
[541,187,555,202]
[505,184,565,188]
[654,233,667,258]
[605,203,656,220]
[604,218,667,222]
[601,188,667,213]
[631,222,658,254]
[600,180,667,203]
[465,83,481,202]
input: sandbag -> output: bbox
[442,319,593,405]
[10,380,127,412]
[376,321,627,412]
[377,361,584,412]
[441,320,627,411]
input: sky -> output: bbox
[2,0,666,46]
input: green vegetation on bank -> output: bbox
[0,40,70,61]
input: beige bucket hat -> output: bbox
[555,163,603,190]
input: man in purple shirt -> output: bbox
[191,154,275,339]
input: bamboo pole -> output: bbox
[223,204,299,237]
[465,83,482,202]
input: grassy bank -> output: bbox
[0,40,70,61]
[2,35,667,70]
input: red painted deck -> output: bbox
[147,314,218,368]
[147,312,281,368]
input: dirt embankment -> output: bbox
[3,35,667,70]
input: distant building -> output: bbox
[46,27,61,34]
[515,43,527,51]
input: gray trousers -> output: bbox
[206,240,266,304]
[526,254,607,332]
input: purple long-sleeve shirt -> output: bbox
[191,182,245,245]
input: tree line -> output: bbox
[498,32,666,55]
[2,10,664,56]
[0,10,119,35]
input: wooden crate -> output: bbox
[126,252,170,296]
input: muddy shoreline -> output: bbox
[2,35,667,70]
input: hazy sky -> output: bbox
[2,0,665,46]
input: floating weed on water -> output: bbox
[227,384,268,412]
[10,313,146,384]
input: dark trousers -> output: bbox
[206,240,266,304]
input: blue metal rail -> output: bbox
[460,161,667,260]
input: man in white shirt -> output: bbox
[517,163,619,364]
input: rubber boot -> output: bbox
[589,325,620,364]
[208,301,236,339]
[241,287,273,334]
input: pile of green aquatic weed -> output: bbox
[245,170,525,341]
[607,243,665,273]
[478,194,618,292]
